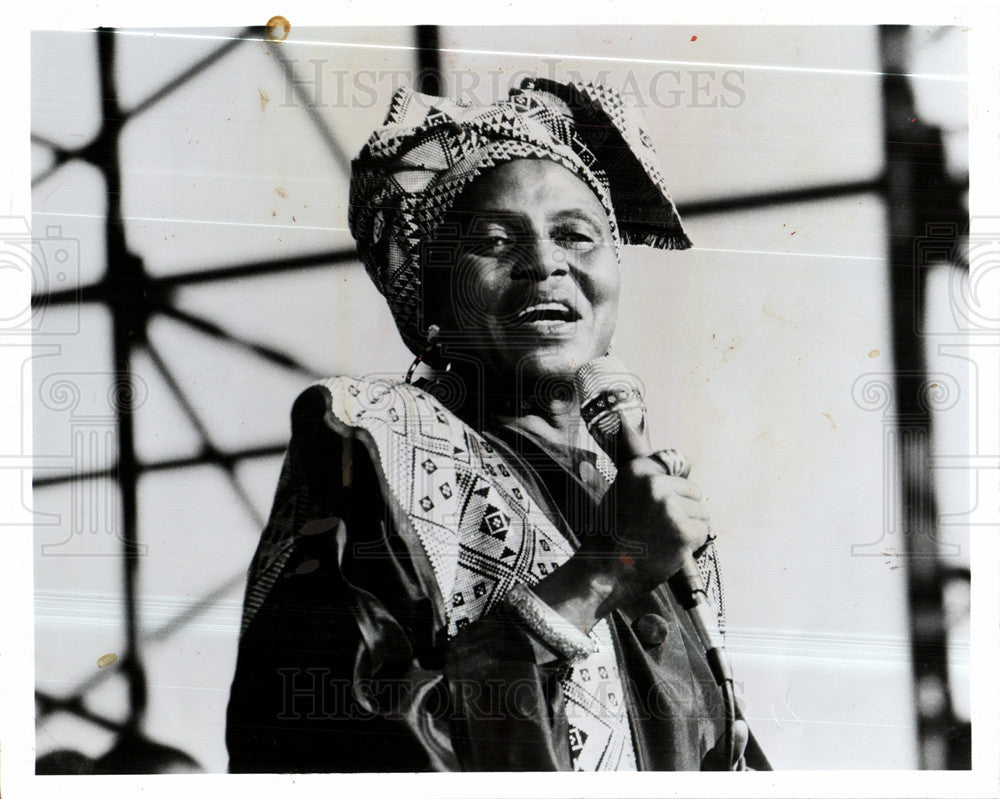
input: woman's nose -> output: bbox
[513,238,568,280]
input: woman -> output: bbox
[226,77,768,772]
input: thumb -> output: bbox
[733,719,750,770]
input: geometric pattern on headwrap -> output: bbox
[348,77,692,354]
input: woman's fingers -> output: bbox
[661,485,712,549]
[631,460,702,498]
[674,495,711,521]
[649,448,691,478]
[678,518,711,550]
[599,458,717,587]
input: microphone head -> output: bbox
[574,355,646,442]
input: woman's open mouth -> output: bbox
[511,301,582,334]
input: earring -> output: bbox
[405,325,450,383]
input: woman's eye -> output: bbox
[553,229,597,252]
[468,234,513,257]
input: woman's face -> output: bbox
[431,159,620,386]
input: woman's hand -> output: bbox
[532,453,712,634]
[589,454,712,596]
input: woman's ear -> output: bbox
[419,221,465,337]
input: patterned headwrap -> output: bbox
[348,77,692,354]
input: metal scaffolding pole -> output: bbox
[879,24,970,770]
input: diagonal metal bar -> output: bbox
[31,132,72,153]
[268,43,353,176]
[34,23,416,767]
[36,689,130,734]
[33,26,250,190]
[143,343,266,529]
[143,572,248,644]
[27,174,910,309]
[154,303,322,377]
[34,26,251,187]
[681,178,884,217]
[30,134,81,187]
[34,247,359,308]
[159,247,359,287]
[32,156,79,188]
[36,570,250,725]
[33,442,288,488]
[126,26,257,118]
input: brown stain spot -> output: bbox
[258,88,270,110]
[714,335,741,367]
[821,411,837,430]
[292,215,296,222]
[97,653,117,669]
[265,15,291,42]
[790,230,797,236]
[869,349,880,359]
[271,210,277,218]
[275,187,288,199]
[762,304,791,324]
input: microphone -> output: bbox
[574,355,731,687]
[575,354,743,768]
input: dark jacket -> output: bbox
[226,383,769,772]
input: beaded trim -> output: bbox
[503,581,599,663]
